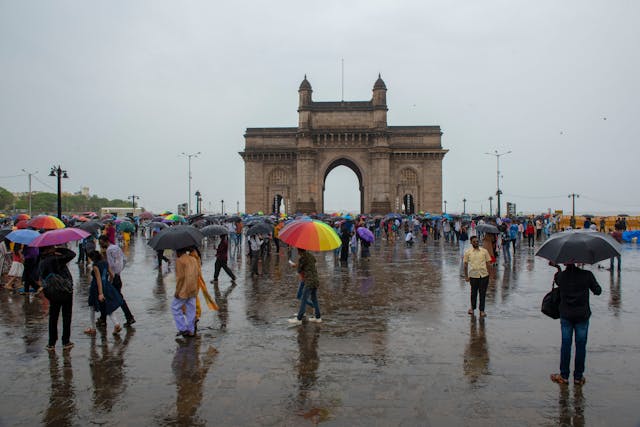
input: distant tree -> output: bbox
[11,192,135,215]
[0,187,15,210]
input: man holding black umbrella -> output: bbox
[550,263,602,386]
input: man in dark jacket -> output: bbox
[38,246,76,352]
[550,264,602,385]
[211,234,236,282]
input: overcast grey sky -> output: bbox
[1,1,639,215]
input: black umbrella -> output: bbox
[476,223,500,234]
[535,231,622,264]
[74,221,102,234]
[148,225,204,250]
[0,228,13,240]
[246,222,273,236]
[147,221,168,230]
[200,224,229,237]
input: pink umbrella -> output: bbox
[29,228,90,247]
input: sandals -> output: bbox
[112,324,122,335]
[574,377,586,386]
[84,328,97,335]
[550,374,569,384]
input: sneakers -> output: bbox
[308,317,322,323]
[287,317,303,325]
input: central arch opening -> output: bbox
[323,159,363,214]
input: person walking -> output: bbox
[550,264,602,386]
[98,235,135,327]
[38,246,76,352]
[5,244,24,290]
[458,225,469,268]
[248,234,262,277]
[156,249,170,272]
[526,222,535,247]
[288,248,321,325]
[212,234,236,282]
[172,248,200,337]
[463,236,492,318]
[500,224,511,264]
[20,245,41,295]
[84,251,123,336]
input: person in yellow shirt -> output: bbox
[172,248,200,337]
[463,236,492,317]
[273,221,284,253]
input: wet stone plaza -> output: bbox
[1,236,639,426]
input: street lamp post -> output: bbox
[195,191,202,214]
[568,193,580,228]
[180,151,201,215]
[443,200,447,214]
[22,169,37,217]
[485,150,511,218]
[488,196,493,216]
[221,199,224,215]
[128,194,140,216]
[48,166,68,219]
[463,198,467,214]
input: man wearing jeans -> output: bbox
[463,236,491,318]
[550,264,602,386]
[288,249,321,325]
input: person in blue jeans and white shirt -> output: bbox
[550,263,602,386]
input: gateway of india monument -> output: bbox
[240,75,447,215]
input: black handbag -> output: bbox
[541,279,561,319]
[42,273,73,302]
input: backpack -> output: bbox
[42,273,73,302]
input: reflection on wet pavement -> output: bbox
[0,237,639,426]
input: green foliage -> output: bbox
[0,187,15,210]
[6,190,132,215]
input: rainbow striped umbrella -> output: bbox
[26,215,66,230]
[278,219,341,251]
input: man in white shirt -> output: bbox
[249,234,262,277]
[99,235,135,326]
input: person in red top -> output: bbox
[525,222,535,247]
[105,222,116,245]
[211,234,236,283]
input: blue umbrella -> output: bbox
[6,229,40,245]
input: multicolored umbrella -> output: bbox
[278,219,341,251]
[29,228,90,247]
[5,229,40,245]
[164,213,186,223]
[15,213,31,221]
[27,215,66,230]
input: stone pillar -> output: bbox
[295,149,318,213]
[421,155,444,213]
[243,156,264,214]
[369,148,391,213]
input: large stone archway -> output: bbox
[322,157,364,213]
[240,75,447,214]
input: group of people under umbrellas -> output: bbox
[0,209,624,387]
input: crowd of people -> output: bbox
[0,209,624,388]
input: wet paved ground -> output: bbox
[1,235,639,426]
